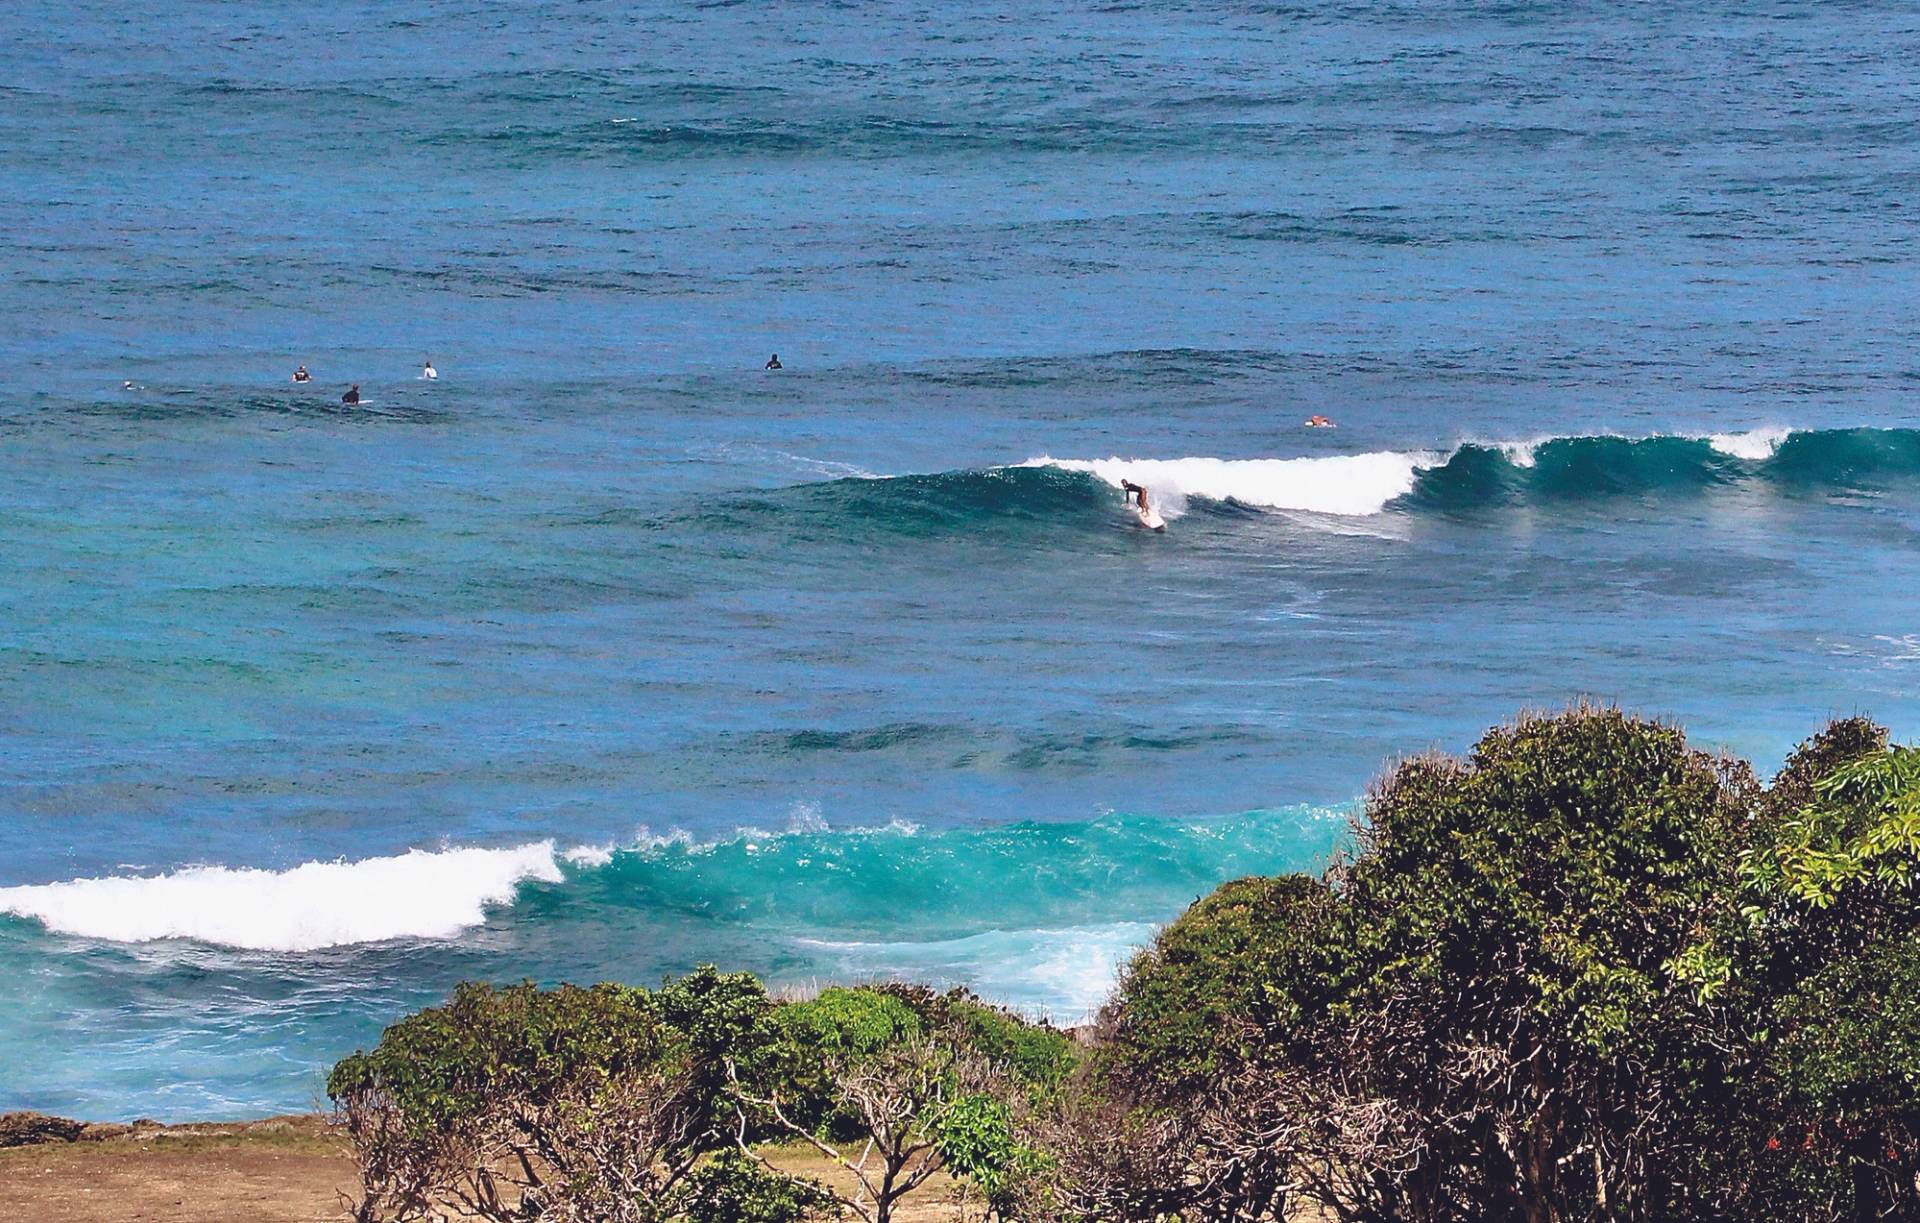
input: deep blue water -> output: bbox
[3,0,1920,1118]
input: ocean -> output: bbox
[3,0,1919,1117]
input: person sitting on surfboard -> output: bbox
[342,384,360,405]
[292,365,311,383]
[422,360,437,380]
[765,353,782,370]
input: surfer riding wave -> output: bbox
[1121,479,1166,532]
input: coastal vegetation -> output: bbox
[331,708,1920,1221]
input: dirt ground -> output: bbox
[0,1114,971,1222]
[0,1116,352,1223]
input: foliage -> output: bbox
[1056,709,1920,1222]
[739,984,1059,1223]
[326,980,674,1137]
[328,980,700,1222]
[936,1091,1056,1219]
[333,974,1062,1223]
[1728,719,1920,1219]
[682,1150,834,1223]
[941,996,1076,1094]
[1064,707,1770,1222]
[1094,873,1334,1099]
[779,986,923,1057]
[1331,707,1756,1219]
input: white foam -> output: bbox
[1027,451,1439,517]
[1496,439,1544,468]
[798,921,1154,1024]
[1706,426,1791,460]
[560,843,616,868]
[0,843,565,951]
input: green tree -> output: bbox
[1065,707,1766,1223]
[1731,719,1920,1218]
[329,973,770,1223]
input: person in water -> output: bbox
[765,353,782,370]
[342,384,360,405]
[422,360,437,380]
[292,365,311,383]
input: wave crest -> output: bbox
[1026,426,1920,519]
[0,843,564,951]
[1027,451,1435,517]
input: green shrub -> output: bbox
[779,986,922,1057]
[682,1150,834,1223]
[1096,873,1334,1101]
[945,997,1076,1093]
[1731,721,1920,1218]
[326,980,675,1137]
[935,1091,1053,1218]
[329,971,767,1223]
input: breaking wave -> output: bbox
[1014,426,1920,519]
[0,808,1345,985]
[1030,451,1433,517]
[0,843,565,952]
[1037,427,1920,518]
[650,428,1920,541]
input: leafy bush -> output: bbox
[779,986,923,1057]
[327,980,675,1136]
[332,974,1065,1223]
[1730,719,1920,1218]
[741,984,1067,1223]
[682,1150,834,1223]
[1096,873,1334,1099]
[330,971,763,1223]
[1064,708,1920,1222]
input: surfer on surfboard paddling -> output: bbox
[1120,479,1166,532]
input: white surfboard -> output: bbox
[1134,504,1166,531]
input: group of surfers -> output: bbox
[288,361,435,405]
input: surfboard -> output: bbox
[1134,505,1166,531]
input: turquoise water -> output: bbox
[4,0,1920,1117]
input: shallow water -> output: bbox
[3,0,1919,1117]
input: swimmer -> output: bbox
[422,360,437,381]
[765,353,782,370]
[342,384,360,405]
[292,365,311,383]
